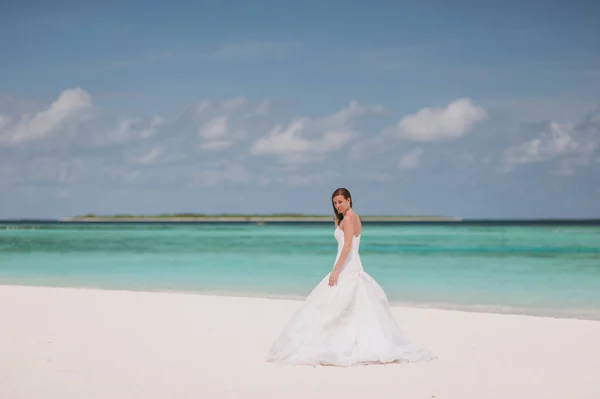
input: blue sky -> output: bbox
[1,0,599,219]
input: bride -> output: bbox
[266,188,436,366]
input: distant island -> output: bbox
[59,213,462,223]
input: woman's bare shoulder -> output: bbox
[352,212,362,233]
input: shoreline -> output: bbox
[2,284,599,398]
[2,282,599,321]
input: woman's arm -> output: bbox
[329,215,355,286]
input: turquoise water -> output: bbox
[1,223,599,319]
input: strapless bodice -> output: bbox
[334,227,363,274]
[334,227,361,250]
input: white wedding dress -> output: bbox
[266,226,436,366]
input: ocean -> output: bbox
[1,221,599,320]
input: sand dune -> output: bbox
[1,285,599,399]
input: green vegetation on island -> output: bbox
[77,213,327,218]
[62,213,461,222]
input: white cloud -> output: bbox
[197,100,211,113]
[348,136,389,160]
[503,122,578,165]
[251,120,309,154]
[199,116,228,139]
[250,101,383,163]
[133,146,163,164]
[195,97,253,117]
[250,120,351,162]
[0,115,10,130]
[383,98,487,142]
[197,114,246,151]
[4,85,600,219]
[0,88,91,147]
[102,114,164,146]
[128,145,188,166]
[188,97,261,151]
[502,121,596,174]
[501,111,599,175]
[0,88,166,149]
[399,148,424,169]
[314,101,383,130]
[255,101,270,116]
[222,97,247,111]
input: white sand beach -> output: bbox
[1,285,599,399]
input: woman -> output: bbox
[266,188,435,366]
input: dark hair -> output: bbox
[331,187,352,223]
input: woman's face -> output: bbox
[332,195,350,214]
